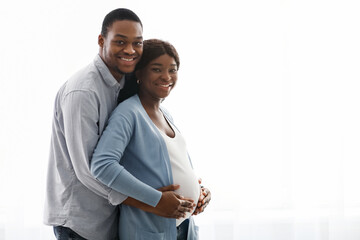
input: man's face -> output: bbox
[99,20,143,81]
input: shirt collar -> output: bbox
[94,54,125,89]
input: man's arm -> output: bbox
[124,185,195,219]
[62,90,126,205]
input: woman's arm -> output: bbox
[90,109,195,216]
[91,112,162,207]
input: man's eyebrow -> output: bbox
[114,34,143,40]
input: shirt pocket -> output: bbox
[135,229,165,240]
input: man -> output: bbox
[44,8,210,240]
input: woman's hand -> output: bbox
[155,184,195,219]
[193,179,211,215]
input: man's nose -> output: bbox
[123,44,135,54]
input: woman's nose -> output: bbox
[161,72,171,81]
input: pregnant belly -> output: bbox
[173,169,200,226]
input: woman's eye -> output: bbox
[170,69,177,73]
[152,68,161,72]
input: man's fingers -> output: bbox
[181,197,194,204]
[203,190,211,204]
[202,195,209,204]
[157,184,180,192]
[176,199,195,213]
[176,212,186,219]
[182,201,195,208]
[200,187,211,205]
[174,193,195,204]
[193,188,210,215]
[177,205,193,214]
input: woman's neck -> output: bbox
[138,92,162,114]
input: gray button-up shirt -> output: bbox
[44,55,127,240]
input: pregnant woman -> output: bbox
[91,39,202,240]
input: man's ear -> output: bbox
[98,34,104,48]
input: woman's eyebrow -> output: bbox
[150,63,177,67]
[150,63,162,66]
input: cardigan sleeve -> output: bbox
[90,109,162,207]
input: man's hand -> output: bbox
[123,184,195,219]
[193,179,211,215]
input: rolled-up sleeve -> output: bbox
[62,90,127,205]
[91,110,162,207]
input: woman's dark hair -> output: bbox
[135,39,180,72]
[101,8,143,37]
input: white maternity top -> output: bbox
[158,122,200,226]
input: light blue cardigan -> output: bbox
[91,94,199,240]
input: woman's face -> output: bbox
[137,54,178,101]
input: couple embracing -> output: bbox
[44,8,211,240]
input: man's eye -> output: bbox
[170,69,177,73]
[134,42,143,46]
[116,41,125,45]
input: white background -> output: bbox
[1,0,360,239]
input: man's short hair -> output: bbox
[101,8,143,37]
